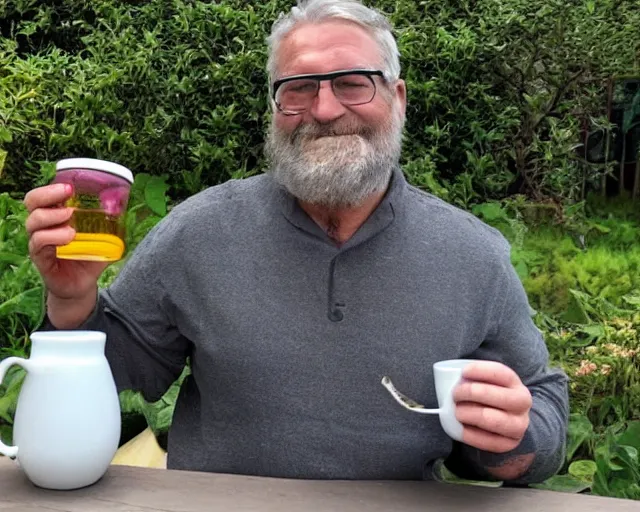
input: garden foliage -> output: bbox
[1,0,639,203]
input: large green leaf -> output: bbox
[562,291,591,325]
[622,293,640,307]
[0,286,42,317]
[431,458,503,488]
[592,457,611,497]
[569,460,597,482]
[612,445,640,481]
[0,252,26,266]
[472,201,509,222]
[0,127,11,144]
[513,259,529,280]
[567,414,594,461]
[135,366,190,435]
[144,176,169,217]
[0,367,26,424]
[531,474,591,493]
[576,324,605,342]
[617,421,640,453]
[0,424,13,446]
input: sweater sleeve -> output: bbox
[38,216,191,403]
[446,236,570,485]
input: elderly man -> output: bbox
[24,0,568,484]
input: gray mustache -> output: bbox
[290,123,375,144]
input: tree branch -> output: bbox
[533,69,586,132]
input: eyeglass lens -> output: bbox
[276,74,375,113]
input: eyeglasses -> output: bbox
[272,69,385,115]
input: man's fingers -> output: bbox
[462,361,521,388]
[456,402,529,440]
[454,381,532,413]
[26,207,74,235]
[461,424,522,454]
[23,184,72,213]
[29,225,76,256]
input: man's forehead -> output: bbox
[276,20,382,78]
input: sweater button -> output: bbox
[328,306,344,322]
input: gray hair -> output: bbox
[266,0,401,86]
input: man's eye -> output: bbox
[287,83,316,93]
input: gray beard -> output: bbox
[264,113,403,209]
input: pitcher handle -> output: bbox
[0,356,30,459]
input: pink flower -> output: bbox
[604,344,638,359]
[575,360,597,376]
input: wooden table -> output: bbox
[0,457,637,511]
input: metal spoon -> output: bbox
[381,376,441,415]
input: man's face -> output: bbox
[265,20,407,209]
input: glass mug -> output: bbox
[53,158,134,262]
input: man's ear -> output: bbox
[395,79,407,118]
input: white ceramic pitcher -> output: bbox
[0,330,121,490]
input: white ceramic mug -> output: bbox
[382,359,475,441]
[0,330,121,490]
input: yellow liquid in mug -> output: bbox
[56,209,126,262]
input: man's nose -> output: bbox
[308,83,346,123]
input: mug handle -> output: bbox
[0,356,30,459]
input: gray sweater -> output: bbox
[41,168,568,483]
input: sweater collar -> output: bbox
[272,166,407,250]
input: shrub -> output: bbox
[1,0,639,204]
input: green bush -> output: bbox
[1,0,639,203]
[0,193,44,356]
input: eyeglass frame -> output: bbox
[271,69,386,116]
